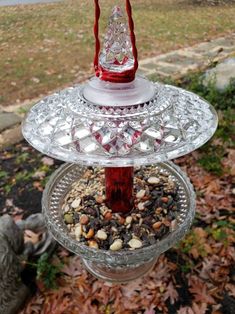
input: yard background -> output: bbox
[0,0,235,107]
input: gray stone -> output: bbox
[137,69,148,76]
[0,124,23,150]
[139,34,235,80]
[203,58,235,91]
[0,111,22,132]
[212,37,235,48]
[156,63,181,75]
[141,62,157,70]
[161,54,199,66]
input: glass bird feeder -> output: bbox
[22,1,218,282]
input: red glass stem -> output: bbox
[105,167,134,214]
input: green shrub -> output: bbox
[179,73,235,111]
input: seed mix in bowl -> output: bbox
[62,166,180,251]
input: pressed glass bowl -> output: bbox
[22,79,218,167]
[42,162,195,282]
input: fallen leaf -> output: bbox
[42,156,54,166]
[61,256,83,277]
[177,306,194,314]
[163,282,179,304]
[192,302,207,314]
[144,306,156,314]
[5,199,13,206]
[33,170,46,179]
[33,181,43,191]
[189,276,216,304]
[225,283,235,298]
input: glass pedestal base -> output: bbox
[83,258,156,283]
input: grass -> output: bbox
[0,0,235,106]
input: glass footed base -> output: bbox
[43,162,195,283]
[82,258,156,283]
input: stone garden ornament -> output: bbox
[0,214,55,314]
[22,0,218,282]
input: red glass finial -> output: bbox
[94,0,138,83]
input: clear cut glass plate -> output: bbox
[22,81,218,167]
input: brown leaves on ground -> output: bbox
[20,152,235,313]
[177,302,208,314]
[21,255,180,314]
[188,275,216,304]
